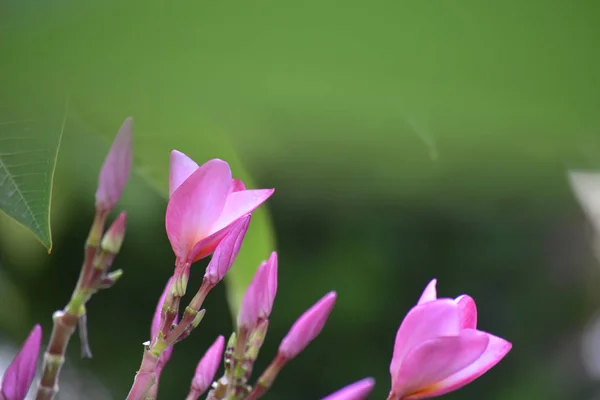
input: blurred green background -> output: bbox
[2,0,600,399]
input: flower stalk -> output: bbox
[35,210,108,400]
[126,279,212,400]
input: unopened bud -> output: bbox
[95,117,133,212]
[204,216,251,286]
[278,291,337,359]
[101,212,127,254]
[237,252,278,332]
[189,336,225,397]
[321,378,375,400]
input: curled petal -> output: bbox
[166,159,232,261]
[210,189,275,234]
[393,329,489,398]
[390,300,461,380]
[278,292,337,359]
[191,336,225,396]
[204,215,251,286]
[169,150,199,196]
[455,295,477,329]
[230,178,246,192]
[405,333,512,399]
[417,279,437,305]
[1,325,42,400]
[95,117,133,211]
[321,378,375,400]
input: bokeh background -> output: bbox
[2,0,600,399]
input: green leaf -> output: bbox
[0,99,67,251]
[91,115,275,318]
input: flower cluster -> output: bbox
[0,118,512,400]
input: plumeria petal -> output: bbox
[417,279,437,305]
[393,329,489,398]
[191,336,225,396]
[231,178,246,192]
[278,292,337,359]
[390,300,461,380]
[204,215,251,286]
[210,189,275,234]
[169,150,199,196]
[95,117,133,212]
[188,226,235,262]
[321,378,375,400]
[406,333,511,399]
[455,295,477,329]
[166,159,232,261]
[1,325,42,400]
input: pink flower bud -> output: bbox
[388,279,511,400]
[95,117,133,212]
[203,215,251,286]
[321,378,375,400]
[278,291,336,359]
[100,212,127,254]
[190,336,225,397]
[237,252,278,331]
[151,279,177,375]
[166,150,273,264]
[1,324,42,400]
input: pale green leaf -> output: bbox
[0,100,67,251]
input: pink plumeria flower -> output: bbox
[166,151,274,266]
[151,279,178,378]
[187,336,225,399]
[388,279,512,400]
[95,117,133,213]
[237,252,278,331]
[1,324,42,400]
[203,215,251,287]
[322,378,375,400]
[279,291,337,359]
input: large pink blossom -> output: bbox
[388,280,511,400]
[166,151,273,264]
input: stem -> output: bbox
[35,211,108,400]
[245,353,288,400]
[144,375,161,400]
[35,310,79,400]
[126,349,160,400]
[165,280,211,343]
